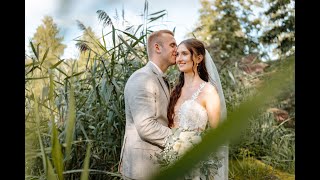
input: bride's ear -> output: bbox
[196,54,204,64]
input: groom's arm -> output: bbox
[127,73,172,147]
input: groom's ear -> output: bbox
[155,43,161,53]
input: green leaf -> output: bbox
[30,41,39,60]
[133,24,143,36]
[49,71,55,105]
[40,48,50,66]
[149,10,166,16]
[51,117,64,180]
[151,57,294,180]
[148,13,166,23]
[102,29,106,48]
[50,59,64,69]
[112,25,116,47]
[80,143,91,180]
[25,77,49,81]
[55,67,68,77]
[65,79,76,160]
[118,35,142,61]
[117,29,141,42]
[47,156,58,180]
[34,96,47,174]
[65,71,86,81]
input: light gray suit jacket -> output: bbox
[119,62,172,180]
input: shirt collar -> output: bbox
[150,61,164,75]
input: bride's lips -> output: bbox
[177,62,186,66]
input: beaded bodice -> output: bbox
[174,82,208,131]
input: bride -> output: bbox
[166,38,228,180]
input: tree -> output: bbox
[191,0,262,66]
[27,16,66,98]
[31,16,66,68]
[260,0,295,58]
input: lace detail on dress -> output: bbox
[191,82,206,100]
[176,82,208,131]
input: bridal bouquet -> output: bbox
[152,128,223,178]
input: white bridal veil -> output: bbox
[204,49,228,180]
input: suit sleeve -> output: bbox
[126,73,172,147]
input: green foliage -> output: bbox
[25,4,174,179]
[229,157,280,180]
[260,0,295,58]
[76,26,104,71]
[25,1,295,179]
[30,16,66,68]
[229,57,295,174]
[151,56,294,180]
[192,0,262,66]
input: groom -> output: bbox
[119,29,177,180]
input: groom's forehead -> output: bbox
[161,33,175,40]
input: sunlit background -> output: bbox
[26,0,205,59]
[25,1,295,179]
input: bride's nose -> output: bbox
[176,53,181,62]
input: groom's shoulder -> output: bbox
[127,66,154,84]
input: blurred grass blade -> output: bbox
[118,35,142,61]
[112,25,116,47]
[65,78,76,160]
[151,57,294,180]
[40,48,50,66]
[56,67,68,77]
[133,24,143,36]
[50,59,64,69]
[117,29,141,42]
[51,117,64,180]
[131,35,145,48]
[65,71,85,80]
[47,156,58,180]
[144,0,148,14]
[25,61,39,67]
[102,29,106,48]
[30,41,39,60]
[34,96,47,174]
[148,13,166,23]
[64,169,122,177]
[49,70,55,106]
[149,10,166,16]
[80,143,92,180]
[26,77,49,81]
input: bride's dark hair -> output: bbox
[167,38,209,128]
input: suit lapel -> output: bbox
[147,62,170,100]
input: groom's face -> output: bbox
[159,33,177,65]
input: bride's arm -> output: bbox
[204,84,221,128]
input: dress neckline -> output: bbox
[173,81,208,129]
[175,82,207,115]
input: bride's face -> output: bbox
[176,44,196,73]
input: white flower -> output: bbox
[190,135,202,145]
[179,131,196,141]
[172,140,182,152]
[179,141,193,155]
[153,127,223,178]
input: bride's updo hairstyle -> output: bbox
[167,38,209,128]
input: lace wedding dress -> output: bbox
[174,82,228,180]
